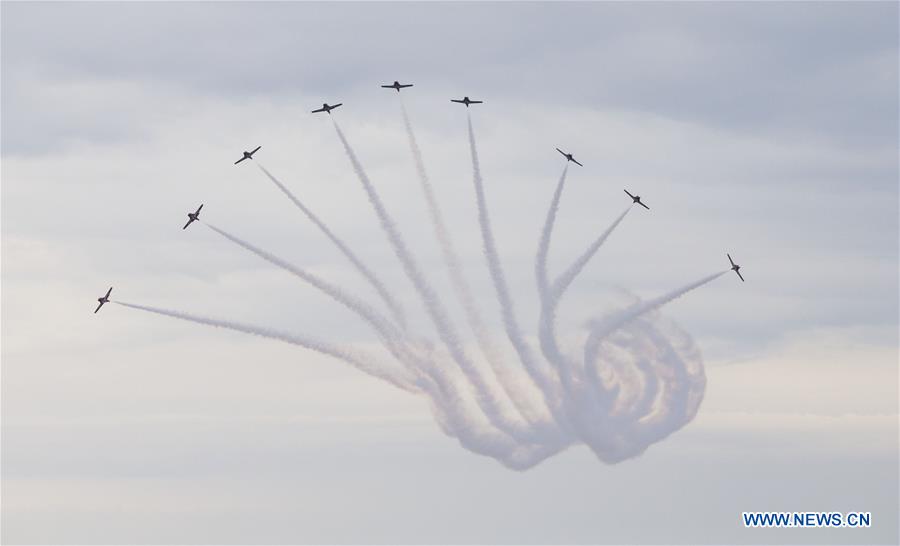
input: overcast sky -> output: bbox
[2,2,898,544]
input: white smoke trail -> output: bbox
[117,294,536,467]
[113,301,418,392]
[534,166,571,375]
[583,270,728,372]
[399,99,548,430]
[332,118,545,445]
[465,112,570,433]
[532,165,600,442]
[552,206,631,298]
[530,166,715,453]
[201,220,446,395]
[114,301,542,465]
[536,202,632,429]
[628,316,706,444]
[535,165,570,296]
[117,109,727,471]
[204,222,403,347]
[579,314,707,463]
[533,165,606,443]
[255,162,407,329]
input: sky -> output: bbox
[2,2,898,544]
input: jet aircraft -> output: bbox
[95,287,112,314]
[311,102,342,114]
[556,148,583,167]
[450,96,483,107]
[624,189,650,210]
[183,204,203,230]
[234,146,261,165]
[382,81,413,92]
[728,253,745,282]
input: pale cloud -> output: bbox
[2,2,897,544]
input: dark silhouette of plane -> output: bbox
[382,81,413,92]
[234,146,261,165]
[624,189,650,210]
[312,102,342,114]
[728,253,744,282]
[95,287,112,314]
[556,148,583,167]
[183,204,203,230]
[451,96,483,107]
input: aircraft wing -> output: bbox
[638,201,650,210]
[736,270,745,282]
[332,103,343,109]
[470,100,483,104]
[727,253,735,267]
[105,287,113,298]
[250,146,261,155]
[183,218,193,230]
[234,156,247,165]
[624,189,635,199]
[94,301,104,313]
[399,84,412,88]
[572,158,583,167]
[451,99,465,104]
[381,85,393,89]
[311,106,327,113]
[196,204,204,214]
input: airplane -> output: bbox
[311,102,342,114]
[381,81,413,92]
[95,286,112,314]
[450,96,483,107]
[183,204,203,230]
[234,145,261,165]
[624,189,650,210]
[556,148,583,167]
[727,253,745,282]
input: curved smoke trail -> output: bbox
[399,99,550,431]
[465,112,571,437]
[533,165,606,440]
[585,269,730,352]
[204,222,403,346]
[552,206,631,298]
[584,270,728,375]
[333,118,552,445]
[120,108,729,471]
[535,195,632,435]
[188,224,552,467]
[578,313,707,463]
[254,163,407,329]
[113,301,417,392]
[534,164,574,387]
[201,221,439,394]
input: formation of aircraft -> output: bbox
[312,102,342,114]
[727,254,744,282]
[234,146,261,165]
[556,148,583,167]
[183,204,203,230]
[382,81,413,92]
[624,189,650,210]
[451,96,483,107]
[95,287,112,314]
[95,81,750,312]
